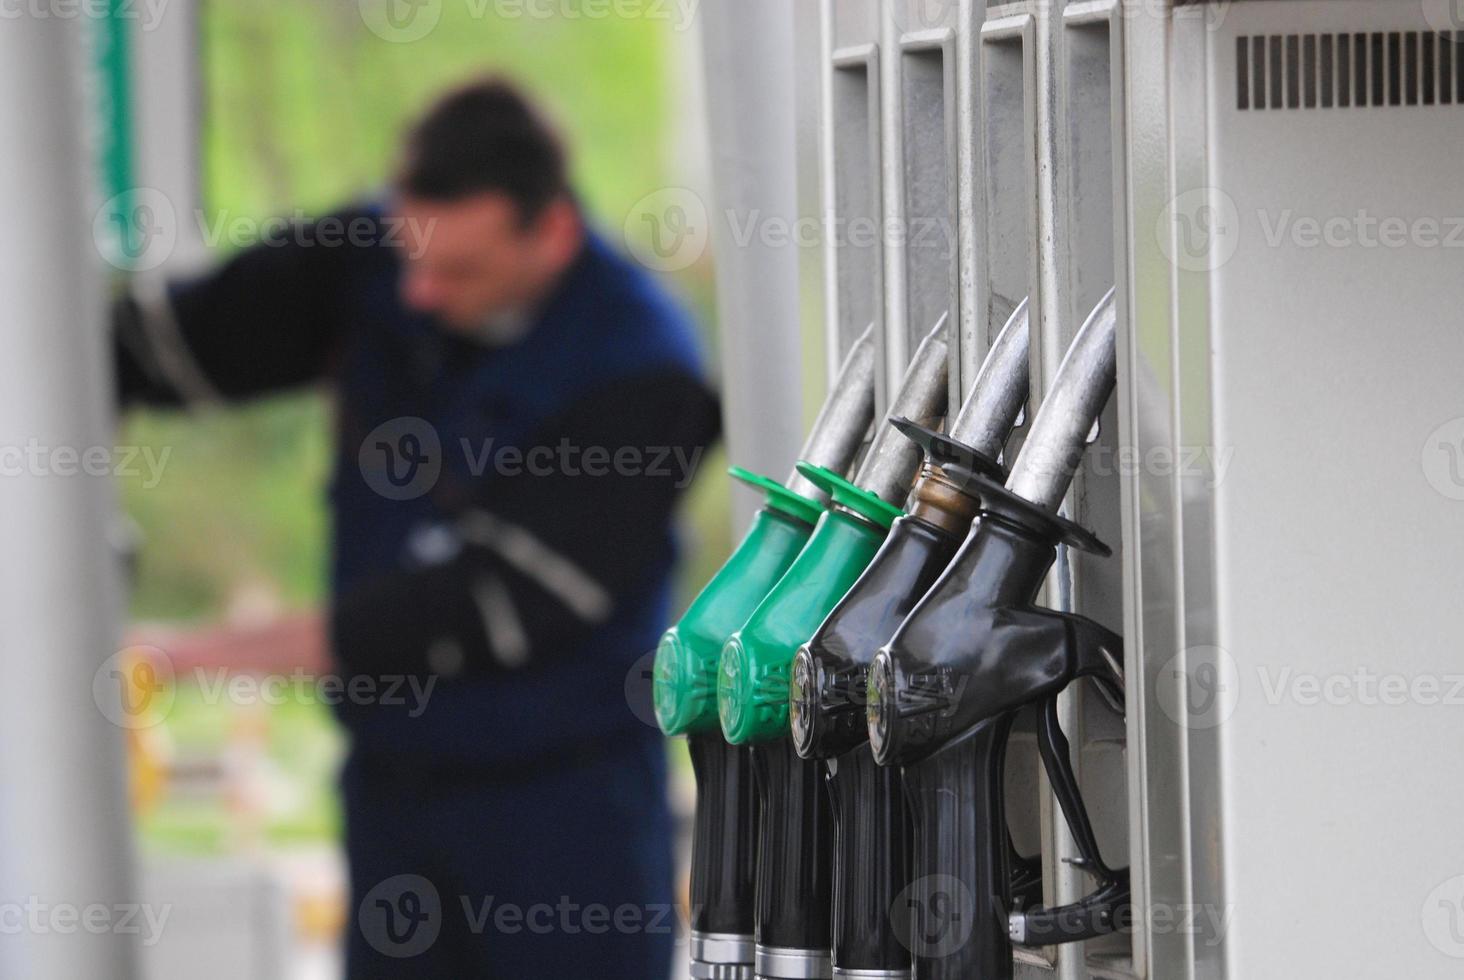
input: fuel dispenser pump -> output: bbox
[787,299,1032,980]
[654,326,878,980]
[866,289,1127,980]
[718,317,951,980]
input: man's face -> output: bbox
[394,192,556,334]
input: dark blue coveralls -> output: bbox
[115,205,721,979]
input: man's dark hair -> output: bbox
[397,77,570,224]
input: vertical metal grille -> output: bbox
[1237,31,1462,109]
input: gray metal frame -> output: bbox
[802,4,1135,977]
[744,2,1464,977]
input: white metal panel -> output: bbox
[1124,2,1464,978]
[1205,4,1464,977]
[0,13,139,980]
[698,0,808,525]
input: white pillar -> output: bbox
[0,14,139,980]
[697,0,806,527]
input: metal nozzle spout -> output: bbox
[852,315,952,506]
[783,323,878,503]
[1006,289,1118,513]
[947,298,1032,462]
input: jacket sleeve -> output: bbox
[330,367,722,678]
[113,210,373,407]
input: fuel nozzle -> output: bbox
[867,289,1128,980]
[652,324,877,980]
[783,300,1030,980]
[716,315,951,980]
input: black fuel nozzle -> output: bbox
[785,300,1031,979]
[866,289,1130,980]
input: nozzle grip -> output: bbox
[825,747,914,973]
[688,734,760,940]
[749,740,834,954]
[900,715,1019,980]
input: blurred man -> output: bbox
[115,78,719,979]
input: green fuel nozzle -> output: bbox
[653,326,877,738]
[717,314,952,746]
[653,470,820,736]
[715,468,898,745]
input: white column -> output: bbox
[697,0,805,527]
[0,14,139,980]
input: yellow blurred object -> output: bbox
[126,724,172,813]
[117,647,174,814]
[296,887,346,943]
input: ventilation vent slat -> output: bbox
[1423,32,1437,104]
[1338,33,1352,107]
[1456,34,1464,101]
[1441,37,1453,105]
[1320,34,1335,109]
[1239,30,1463,110]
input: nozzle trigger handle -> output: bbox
[1011,668,1131,947]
